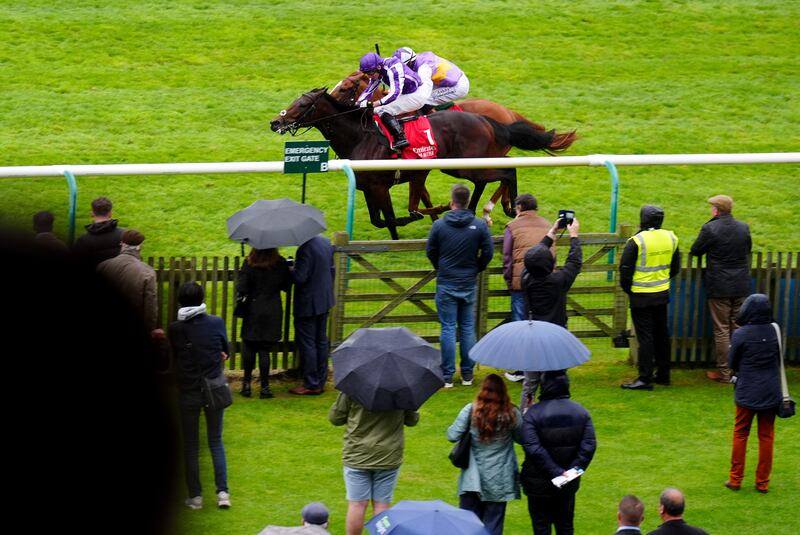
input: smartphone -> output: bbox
[557,210,575,229]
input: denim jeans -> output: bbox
[435,284,476,382]
[180,392,228,497]
[510,291,526,322]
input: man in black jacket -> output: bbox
[521,370,596,535]
[646,488,709,535]
[615,495,645,534]
[72,196,125,266]
[689,195,751,383]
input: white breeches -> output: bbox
[427,75,470,105]
[376,80,433,115]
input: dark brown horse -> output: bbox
[331,72,577,223]
[270,88,564,239]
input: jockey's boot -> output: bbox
[380,113,409,151]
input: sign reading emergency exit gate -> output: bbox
[283,141,330,174]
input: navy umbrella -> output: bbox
[366,500,489,535]
[227,198,326,249]
[332,327,444,412]
[469,320,591,371]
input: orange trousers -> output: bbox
[729,404,775,491]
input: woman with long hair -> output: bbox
[447,373,522,534]
[236,247,291,398]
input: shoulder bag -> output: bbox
[202,372,233,410]
[773,322,795,419]
[449,407,473,469]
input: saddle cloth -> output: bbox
[374,115,439,159]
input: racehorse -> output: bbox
[330,72,577,222]
[270,88,566,240]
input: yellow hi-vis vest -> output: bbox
[631,229,678,293]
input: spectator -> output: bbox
[97,229,163,340]
[169,281,232,510]
[236,247,292,399]
[426,183,494,387]
[502,193,553,383]
[289,234,335,396]
[646,488,709,535]
[328,392,419,535]
[519,217,582,409]
[620,205,680,390]
[521,370,597,535]
[32,210,68,252]
[615,495,645,534]
[447,373,522,535]
[689,194,752,383]
[72,196,125,266]
[725,294,781,494]
[257,501,331,534]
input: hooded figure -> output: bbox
[726,293,781,494]
[521,231,581,327]
[520,370,597,534]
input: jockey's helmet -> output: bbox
[393,47,416,65]
[359,52,383,73]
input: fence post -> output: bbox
[475,267,490,339]
[330,231,350,347]
[614,225,632,359]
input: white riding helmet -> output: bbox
[393,47,417,65]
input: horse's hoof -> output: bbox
[483,215,494,226]
[409,211,424,221]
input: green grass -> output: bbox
[1,1,799,257]
[180,341,800,534]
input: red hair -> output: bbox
[472,373,517,442]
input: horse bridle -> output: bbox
[277,89,362,136]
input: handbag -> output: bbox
[233,293,249,318]
[773,323,795,419]
[202,373,233,410]
[449,408,472,469]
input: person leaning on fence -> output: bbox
[426,183,494,388]
[615,495,645,535]
[96,229,164,341]
[724,293,781,494]
[646,488,709,535]
[169,281,232,511]
[518,217,582,409]
[328,391,419,535]
[72,195,125,266]
[620,205,680,391]
[689,194,752,384]
[32,210,68,253]
[236,247,292,399]
[446,373,522,535]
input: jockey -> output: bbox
[393,47,470,107]
[356,52,431,151]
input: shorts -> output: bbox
[343,465,400,503]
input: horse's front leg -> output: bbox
[500,169,518,217]
[468,182,487,215]
[483,184,507,225]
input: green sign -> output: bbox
[283,141,330,174]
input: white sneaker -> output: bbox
[461,379,473,386]
[184,496,203,510]
[443,382,454,388]
[504,372,525,382]
[217,491,231,509]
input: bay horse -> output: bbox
[330,72,577,223]
[270,88,564,240]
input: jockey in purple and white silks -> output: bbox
[393,47,470,107]
[356,52,432,151]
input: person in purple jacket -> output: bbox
[356,52,431,150]
[393,47,470,107]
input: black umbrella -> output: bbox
[226,198,326,250]
[332,327,444,412]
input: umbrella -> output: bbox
[332,327,444,412]
[366,500,489,535]
[226,198,326,249]
[469,320,591,371]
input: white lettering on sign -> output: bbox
[284,147,329,155]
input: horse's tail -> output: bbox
[493,119,577,155]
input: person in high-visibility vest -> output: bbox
[619,205,681,390]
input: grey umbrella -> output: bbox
[332,327,444,412]
[469,320,591,371]
[226,199,326,249]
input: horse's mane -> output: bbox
[312,86,358,113]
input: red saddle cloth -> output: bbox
[373,115,439,159]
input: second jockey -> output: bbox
[356,52,432,151]
[393,47,470,108]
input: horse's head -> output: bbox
[270,88,329,135]
[329,71,379,106]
